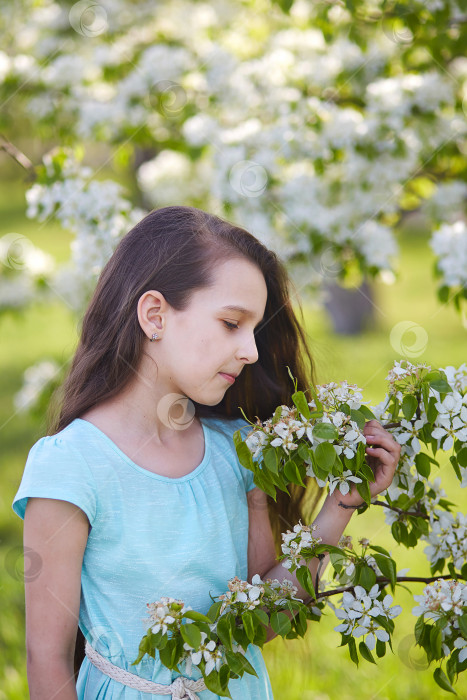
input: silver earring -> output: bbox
[150,333,159,341]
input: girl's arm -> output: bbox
[247,488,354,642]
[23,497,90,699]
[247,420,401,642]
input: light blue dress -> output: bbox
[12,415,274,699]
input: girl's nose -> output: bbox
[237,334,259,365]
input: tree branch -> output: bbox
[382,421,401,429]
[0,134,35,178]
[315,553,326,595]
[307,573,467,604]
[370,499,430,519]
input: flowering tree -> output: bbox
[1,0,466,310]
[133,360,467,696]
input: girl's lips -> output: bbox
[219,372,235,384]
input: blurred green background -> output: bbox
[1,157,466,699]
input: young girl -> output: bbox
[12,206,401,699]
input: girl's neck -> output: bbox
[80,393,199,447]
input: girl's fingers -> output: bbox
[361,422,401,497]
[366,435,400,460]
[365,448,397,490]
[365,426,400,448]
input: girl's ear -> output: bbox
[137,290,168,336]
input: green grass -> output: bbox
[1,173,466,699]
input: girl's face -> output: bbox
[147,257,268,406]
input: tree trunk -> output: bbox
[323,278,375,335]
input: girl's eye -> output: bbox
[223,321,239,331]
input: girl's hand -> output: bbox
[330,419,401,509]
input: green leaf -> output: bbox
[350,409,366,429]
[415,453,431,478]
[347,636,359,666]
[233,429,243,448]
[356,478,372,506]
[373,553,397,590]
[356,564,376,590]
[457,446,467,467]
[296,565,316,599]
[203,667,232,698]
[219,663,231,692]
[433,667,457,695]
[359,405,377,420]
[413,480,425,501]
[391,521,403,543]
[313,422,339,440]
[308,383,322,411]
[359,641,376,664]
[292,390,311,419]
[295,607,308,637]
[458,613,467,638]
[263,446,279,474]
[273,0,294,13]
[438,285,450,303]
[242,611,256,643]
[132,633,152,665]
[414,615,426,644]
[332,455,344,476]
[428,377,452,394]
[254,622,268,647]
[414,516,429,536]
[358,461,376,483]
[183,610,212,624]
[159,637,182,670]
[329,549,345,573]
[180,623,202,650]
[283,459,304,487]
[235,442,254,471]
[253,608,269,628]
[207,601,223,622]
[450,455,462,481]
[422,382,430,417]
[376,639,386,658]
[232,624,248,650]
[253,469,277,500]
[272,406,283,425]
[368,544,390,557]
[270,611,292,637]
[217,615,234,651]
[402,395,418,420]
[314,442,336,470]
[158,641,173,669]
[446,654,457,684]
[225,650,258,678]
[430,625,442,659]
[426,396,438,424]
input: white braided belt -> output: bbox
[84,640,207,699]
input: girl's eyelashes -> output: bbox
[223,320,239,331]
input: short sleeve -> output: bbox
[12,434,98,526]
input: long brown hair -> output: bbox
[46,206,323,678]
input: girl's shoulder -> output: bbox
[201,415,252,441]
[12,420,98,524]
[25,418,99,462]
